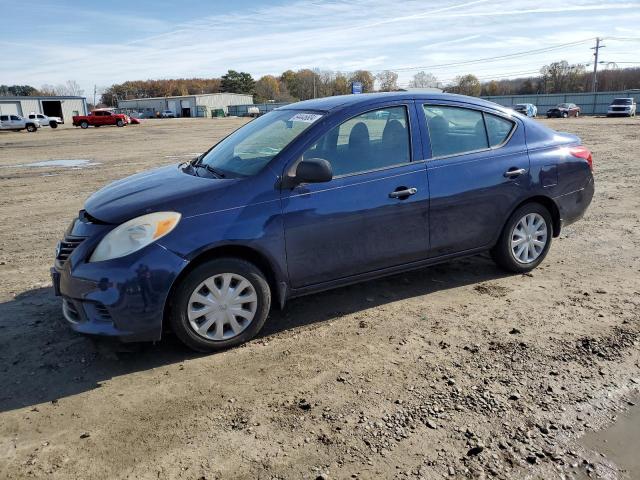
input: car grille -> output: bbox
[611,107,627,112]
[56,236,85,266]
[94,303,112,321]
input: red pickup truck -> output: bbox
[72,110,130,129]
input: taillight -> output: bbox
[570,146,593,171]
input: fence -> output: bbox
[227,102,290,117]
[481,89,639,115]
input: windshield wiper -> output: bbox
[193,163,226,178]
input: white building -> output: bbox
[0,96,88,123]
[117,93,254,118]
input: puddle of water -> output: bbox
[0,159,99,168]
[580,396,640,479]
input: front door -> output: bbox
[281,104,430,289]
[419,102,531,256]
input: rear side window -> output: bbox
[423,105,515,157]
[10,115,20,120]
[0,115,8,121]
[303,106,411,176]
[423,105,487,157]
[485,113,515,147]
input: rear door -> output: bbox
[418,102,531,256]
[281,102,430,288]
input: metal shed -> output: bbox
[117,93,254,118]
[0,96,88,123]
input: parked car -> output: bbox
[606,98,636,117]
[72,110,130,129]
[160,110,176,118]
[0,114,40,132]
[52,93,594,352]
[546,103,580,118]
[27,113,59,128]
[512,103,537,117]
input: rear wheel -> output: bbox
[168,258,271,352]
[80,121,89,129]
[491,203,553,273]
[562,112,568,118]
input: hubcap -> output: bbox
[187,273,257,341]
[510,213,548,264]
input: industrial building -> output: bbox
[117,93,254,118]
[0,96,88,123]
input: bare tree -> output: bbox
[409,71,439,88]
[376,70,399,92]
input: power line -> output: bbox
[370,38,594,73]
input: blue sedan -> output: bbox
[52,93,594,351]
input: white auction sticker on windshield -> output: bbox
[288,113,322,123]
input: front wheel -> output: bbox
[562,112,568,118]
[491,203,553,273]
[50,121,58,128]
[116,119,124,127]
[80,121,89,129]
[575,111,580,118]
[26,124,37,132]
[168,258,271,352]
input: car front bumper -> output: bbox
[52,217,187,342]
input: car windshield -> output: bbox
[199,110,323,177]
[557,103,570,108]
[612,99,632,105]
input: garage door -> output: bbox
[0,101,22,116]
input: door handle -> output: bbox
[504,167,527,178]
[389,187,417,199]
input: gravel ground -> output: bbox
[0,116,639,480]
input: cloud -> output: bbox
[1,0,639,93]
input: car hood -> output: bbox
[84,164,237,224]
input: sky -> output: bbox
[1,0,639,98]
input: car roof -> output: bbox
[278,92,512,114]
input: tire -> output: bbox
[26,124,37,132]
[116,119,124,127]
[575,111,580,118]
[562,112,568,118]
[80,121,89,129]
[50,121,58,128]
[490,203,553,273]
[168,258,271,352]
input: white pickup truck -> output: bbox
[0,114,41,132]
[27,112,61,128]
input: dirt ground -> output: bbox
[0,116,639,480]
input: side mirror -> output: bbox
[282,158,333,189]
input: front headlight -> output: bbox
[89,211,181,262]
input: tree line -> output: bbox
[3,61,639,106]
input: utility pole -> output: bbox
[591,37,605,92]
[93,85,97,106]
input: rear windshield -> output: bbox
[612,99,632,105]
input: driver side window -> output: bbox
[303,106,411,177]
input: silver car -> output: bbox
[0,114,40,132]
